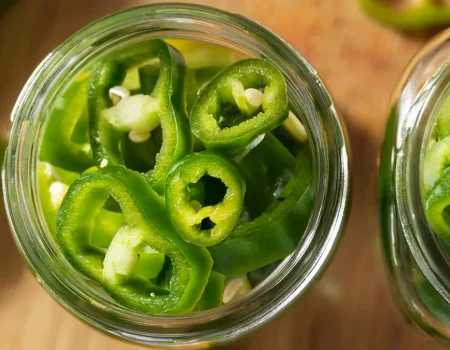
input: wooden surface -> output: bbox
[0,0,446,349]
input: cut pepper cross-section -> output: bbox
[56,166,212,314]
[190,58,289,151]
[89,39,192,193]
[165,151,246,246]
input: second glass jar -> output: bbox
[380,28,450,345]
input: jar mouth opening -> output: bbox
[3,3,350,344]
[396,43,450,304]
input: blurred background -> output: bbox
[0,0,448,349]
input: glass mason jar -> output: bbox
[3,4,350,347]
[380,28,450,344]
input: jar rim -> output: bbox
[3,3,350,346]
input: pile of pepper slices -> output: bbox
[38,39,314,314]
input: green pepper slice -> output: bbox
[184,67,229,152]
[38,162,127,242]
[167,40,241,70]
[37,162,79,234]
[168,40,241,116]
[238,133,296,219]
[57,166,212,314]
[190,59,288,151]
[359,0,450,30]
[423,136,450,196]
[89,39,192,193]
[185,67,229,120]
[165,151,246,246]
[40,72,94,172]
[208,145,314,276]
[196,271,226,311]
[425,167,450,244]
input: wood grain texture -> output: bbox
[0,0,446,349]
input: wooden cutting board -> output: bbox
[0,0,446,349]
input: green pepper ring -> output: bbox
[165,151,246,246]
[57,166,212,314]
[190,58,289,151]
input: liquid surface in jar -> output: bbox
[37,38,314,315]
